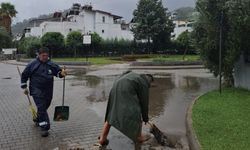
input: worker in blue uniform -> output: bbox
[20,47,66,137]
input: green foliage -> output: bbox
[174,7,196,21]
[176,31,192,49]
[0,27,11,49]
[0,2,17,17]
[91,32,102,46]
[18,37,41,57]
[193,0,250,86]
[193,88,250,150]
[100,38,133,55]
[132,0,174,51]
[41,32,64,57]
[66,31,82,49]
[65,31,83,57]
[122,54,151,61]
[53,57,123,65]
[90,32,103,53]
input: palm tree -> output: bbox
[0,2,17,33]
[0,2,17,17]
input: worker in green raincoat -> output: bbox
[98,71,154,146]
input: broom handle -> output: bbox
[17,66,32,106]
[62,66,66,106]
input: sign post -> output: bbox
[83,35,91,62]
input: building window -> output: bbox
[102,16,105,23]
[178,24,186,28]
[102,30,105,33]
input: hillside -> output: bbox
[173,7,197,21]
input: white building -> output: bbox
[171,20,194,40]
[24,4,134,40]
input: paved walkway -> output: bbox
[0,61,216,150]
[0,63,103,150]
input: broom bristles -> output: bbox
[29,106,37,119]
[149,122,171,146]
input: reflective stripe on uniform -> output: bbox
[57,71,61,77]
[21,83,27,86]
[39,121,48,126]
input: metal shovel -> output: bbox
[53,74,69,121]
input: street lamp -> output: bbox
[219,11,223,94]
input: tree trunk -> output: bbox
[223,73,234,87]
[147,37,150,54]
[183,47,188,60]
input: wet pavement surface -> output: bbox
[0,63,217,150]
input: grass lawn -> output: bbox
[138,54,200,62]
[53,57,124,65]
[47,55,200,65]
[22,54,200,65]
[192,88,250,150]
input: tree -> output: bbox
[193,0,250,86]
[66,31,83,58]
[41,32,64,58]
[176,30,194,59]
[132,0,174,52]
[91,32,103,54]
[0,27,11,49]
[18,37,41,57]
[0,3,17,17]
[0,2,17,33]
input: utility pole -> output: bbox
[219,11,223,94]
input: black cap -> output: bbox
[38,47,49,54]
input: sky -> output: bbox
[0,0,196,23]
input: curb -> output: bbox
[1,61,91,70]
[129,66,204,70]
[19,59,91,66]
[131,61,203,66]
[186,95,202,150]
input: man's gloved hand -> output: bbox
[60,68,67,77]
[23,88,29,95]
[21,83,27,89]
[143,117,149,125]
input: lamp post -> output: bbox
[219,11,223,94]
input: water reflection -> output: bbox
[149,76,175,118]
[69,71,217,150]
[71,73,216,120]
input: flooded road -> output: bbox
[68,68,218,150]
[0,62,217,150]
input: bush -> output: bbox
[18,37,41,58]
[41,32,64,57]
[99,38,134,56]
[65,31,83,57]
[0,27,12,50]
[122,54,152,61]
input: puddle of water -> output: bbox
[69,71,218,149]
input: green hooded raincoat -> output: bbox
[104,71,150,142]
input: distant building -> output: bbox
[171,20,194,40]
[24,4,133,40]
[170,10,196,40]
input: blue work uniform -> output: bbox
[21,58,63,130]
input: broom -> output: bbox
[148,121,175,147]
[17,66,37,121]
